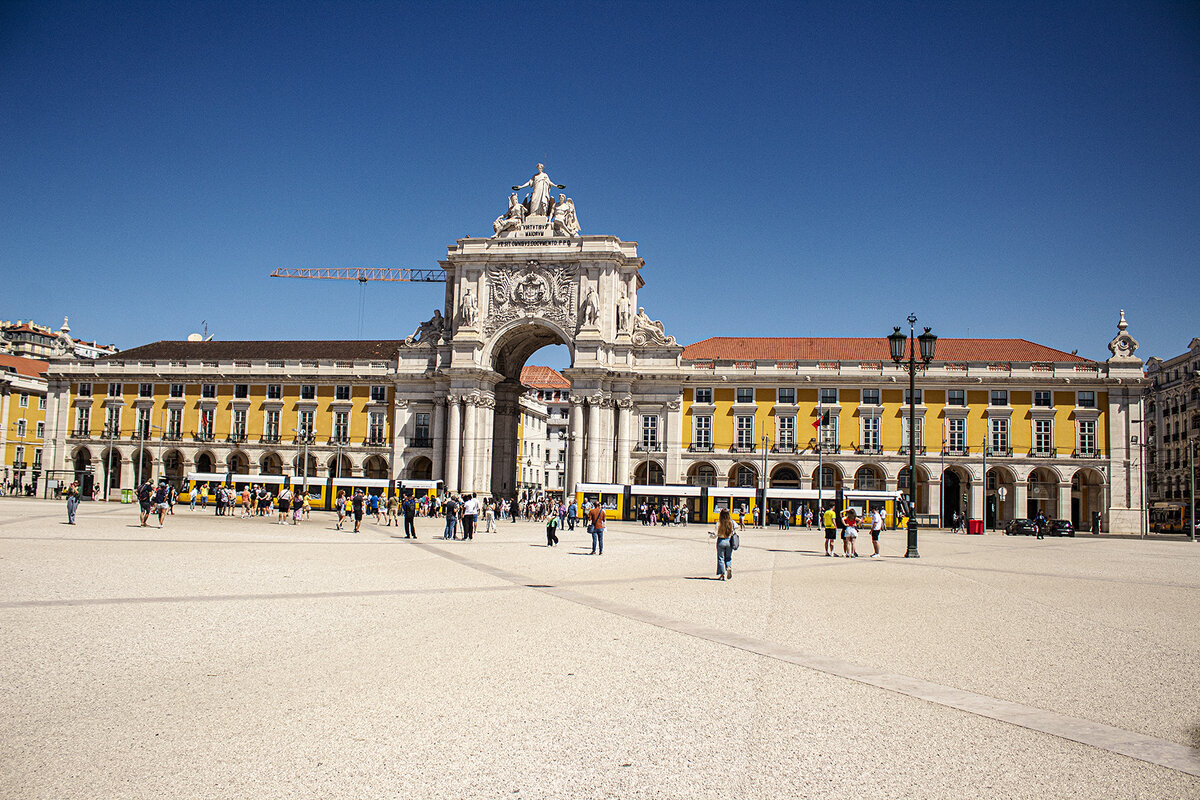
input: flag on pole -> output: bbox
[812,410,829,430]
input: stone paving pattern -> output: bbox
[1,498,1198,799]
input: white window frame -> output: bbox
[902,414,924,450]
[232,409,247,438]
[105,406,121,435]
[947,417,966,453]
[694,387,713,404]
[777,387,796,405]
[368,411,386,442]
[818,415,838,448]
[1077,418,1097,455]
[264,409,281,439]
[1034,419,1053,455]
[990,418,1009,454]
[777,415,795,448]
[641,414,660,449]
[860,415,880,451]
[735,387,755,404]
[36,421,45,439]
[370,385,387,403]
[15,419,26,437]
[167,408,182,438]
[694,415,712,448]
[75,406,90,435]
[333,410,349,442]
[735,415,755,449]
[199,408,214,438]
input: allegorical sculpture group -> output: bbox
[493,163,580,238]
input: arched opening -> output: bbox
[259,452,283,475]
[162,449,185,488]
[327,454,352,480]
[687,462,717,487]
[364,455,389,480]
[72,447,95,497]
[1071,468,1106,531]
[986,466,1017,529]
[486,321,572,500]
[1027,467,1058,518]
[633,460,664,485]
[898,465,929,515]
[941,467,969,526]
[728,462,758,488]
[810,464,843,492]
[133,449,152,485]
[854,465,881,490]
[194,451,214,475]
[292,453,317,481]
[406,456,433,481]
[769,465,801,488]
[227,451,248,475]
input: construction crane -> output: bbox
[270,267,448,336]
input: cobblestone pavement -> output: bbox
[2,497,1198,799]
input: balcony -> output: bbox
[409,437,433,448]
[227,433,248,443]
[70,429,91,439]
[259,434,281,444]
[814,444,841,454]
[634,442,664,452]
[730,444,757,454]
[363,437,388,448]
[1072,448,1102,459]
[163,432,183,442]
[855,445,882,456]
[987,447,1012,457]
[688,443,714,453]
[945,447,971,457]
[1030,447,1057,458]
[328,436,350,446]
[772,443,797,454]
[899,445,926,456]
[194,432,215,442]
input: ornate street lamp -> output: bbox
[889,315,936,558]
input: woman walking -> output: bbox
[65,481,79,524]
[714,508,735,580]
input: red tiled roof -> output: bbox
[521,365,571,389]
[681,337,1092,364]
[0,353,49,378]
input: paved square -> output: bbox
[2,498,1198,799]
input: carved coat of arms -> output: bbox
[485,262,577,335]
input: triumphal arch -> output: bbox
[394,165,685,498]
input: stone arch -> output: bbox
[406,456,433,481]
[686,461,718,487]
[728,461,758,488]
[985,465,1018,528]
[854,464,883,490]
[227,450,249,475]
[161,449,186,486]
[327,453,352,479]
[941,465,972,524]
[194,451,216,475]
[485,318,575,499]
[363,455,389,480]
[633,460,665,486]
[769,463,802,487]
[1071,467,1107,531]
[1027,466,1059,518]
[292,452,317,480]
[898,464,931,515]
[810,463,843,491]
[259,452,283,475]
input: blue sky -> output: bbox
[2,1,1197,368]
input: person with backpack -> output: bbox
[712,508,737,580]
[137,480,154,526]
[586,502,606,555]
[153,481,170,528]
[402,494,418,538]
[350,489,366,533]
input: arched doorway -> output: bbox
[162,449,185,488]
[327,454,352,480]
[1027,467,1058,519]
[259,452,283,475]
[364,455,389,480]
[407,456,433,481]
[898,465,929,515]
[633,460,664,485]
[942,467,969,526]
[854,465,882,490]
[133,450,152,485]
[769,465,801,487]
[485,320,573,499]
[986,466,1017,529]
[1072,468,1106,531]
[72,447,95,497]
[100,448,122,497]
[194,451,215,475]
[687,462,717,487]
[729,462,758,488]
[227,451,248,475]
[810,464,843,492]
[292,453,317,481]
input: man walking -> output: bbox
[443,494,460,540]
[587,502,606,555]
[402,494,418,538]
[870,508,884,558]
[823,504,837,556]
[462,493,478,540]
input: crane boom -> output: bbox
[270,267,446,282]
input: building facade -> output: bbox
[1,353,48,492]
[43,166,1147,531]
[1144,337,1200,528]
[2,317,117,360]
[521,366,570,496]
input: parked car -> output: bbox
[1005,518,1038,536]
[1047,519,1075,537]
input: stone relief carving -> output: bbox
[631,307,677,347]
[404,309,445,346]
[1107,309,1140,360]
[617,396,634,409]
[485,262,577,336]
[617,292,632,332]
[461,289,479,328]
[666,398,682,411]
[569,394,586,406]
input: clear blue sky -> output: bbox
[2,1,1197,367]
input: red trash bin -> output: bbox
[967,519,984,535]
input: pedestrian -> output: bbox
[65,481,79,524]
[335,490,347,530]
[302,493,311,519]
[823,504,837,556]
[484,500,496,533]
[843,509,859,558]
[443,494,460,540]
[546,512,560,547]
[402,494,418,538]
[386,493,399,527]
[870,508,884,558]
[189,485,198,511]
[804,506,813,529]
[712,508,736,580]
[568,500,578,531]
[350,489,365,533]
[462,493,478,540]
[277,486,292,525]
[1034,510,1047,540]
[199,483,208,510]
[369,491,381,524]
[587,501,606,555]
[152,481,170,527]
[137,480,153,526]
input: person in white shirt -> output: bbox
[870,509,885,558]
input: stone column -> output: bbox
[568,396,584,494]
[120,455,136,494]
[599,397,615,484]
[445,395,462,492]
[431,398,446,483]
[1014,478,1029,518]
[927,476,942,523]
[970,477,985,526]
[461,395,478,494]
[479,397,495,497]
[586,395,602,482]
[1057,480,1072,521]
[616,397,633,485]
[665,396,684,484]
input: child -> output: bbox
[545,513,560,547]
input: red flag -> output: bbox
[812,410,829,430]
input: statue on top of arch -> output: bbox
[493,163,580,238]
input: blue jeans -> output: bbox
[590,526,604,554]
[444,516,458,539]
[66,496,78,523]
[716,538,733,575]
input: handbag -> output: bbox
[731,532,740,550]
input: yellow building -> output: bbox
[1,353,48,493]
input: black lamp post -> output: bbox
[889,314,936,558]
